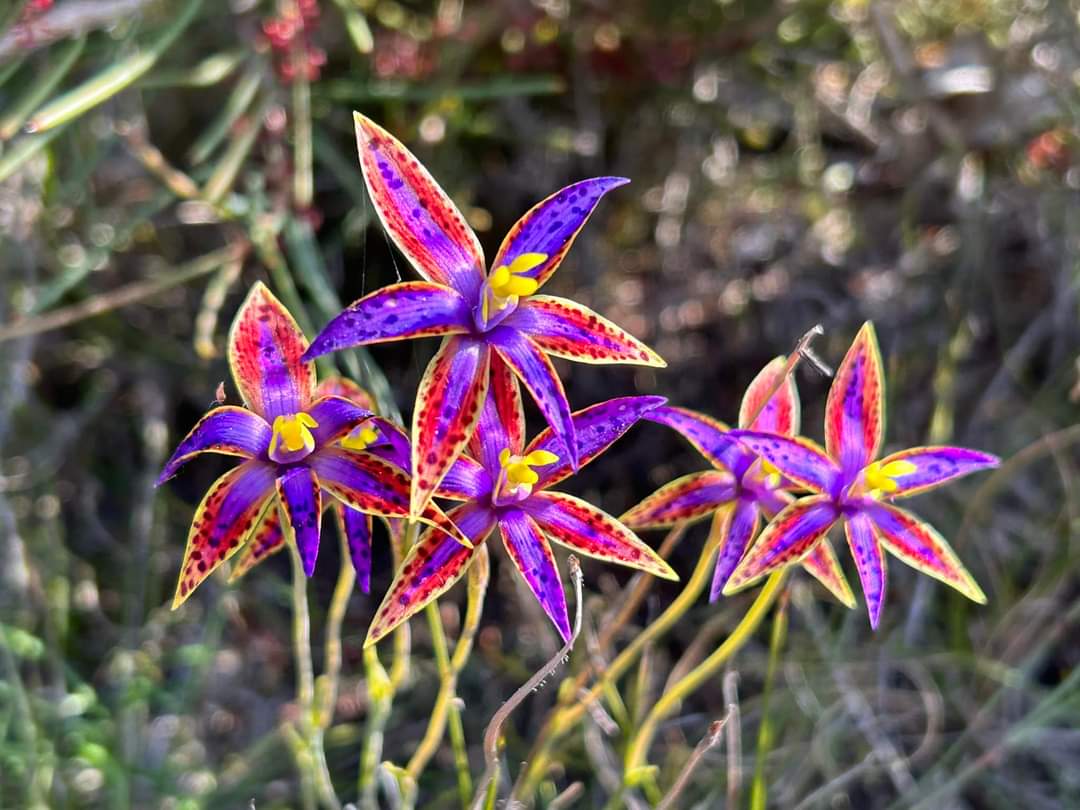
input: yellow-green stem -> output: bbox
[623,570,787,777]
[316,531,356,728]
[750,588,789,810]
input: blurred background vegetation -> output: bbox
[2,0,1079,807]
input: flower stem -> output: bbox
[749,587,789,810]
[316,530,355,729]
[623,569,788,779]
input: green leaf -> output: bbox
[0,37,86,140]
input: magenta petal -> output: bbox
[845,510,886,629]
[727,430,841,494]
[158,406,271,485]
[710,498,761,602]
[499,508,571,641]
[277,466,323,577]
[303,282,471,361]
[469,356,525,472]
[437,455,493,501]
[307,395,374,446]
[646,405,740,471]
[878,446,1000,498]
[491,177,629,289]
[353,417,411,470]
[526,395,667,489]
[340,505,373,593]
[620,470,736,528]
[490,326,577,468]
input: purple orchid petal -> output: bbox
[738,356,800,435]
[437,455,493,501]
[499,508,571,641]
[469,356,525,472]
[844,510,887,629]
[354,114,485,300]
[525,395,667,489]
[506,295,664,367]
[490,326,576,468]
[354,417,411,469]
[366,502,496,646]
[800,539,856,608]
[710,498,761,602]
[620,470,736,529]
[727,431,841,495]
[864,501,986,603]
[314,376,376,412]
[303,281,472,361]
[277,466,323,577]
[173,461,278,607]
[411,335,491,516]
[646,405,740,472]
[228,282,316,421]
[336,504,373,593]
[826,322,885,475]
[524,491,677,581]
[491,177,629,290]
[307,395,374,446]
[724,494,839,595]
[876,446,1000,499]
[157,406,271,485]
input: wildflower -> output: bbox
[726,323,999,627]
[303,114,665,517]
[364,365,676,646]
[157,282,466,607]
[621,357,854,606]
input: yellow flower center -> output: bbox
[341,424,379,451]
[483,252,547,321]
[760,458,783,489]
[269,412,319,459]
[496,446,559,500]
[863,459,917,496]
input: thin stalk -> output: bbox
[357,645,394,810]
[286,537,319,810]
[316,530,356,729]
[749,588,789,810]
[291,35,314,210]
[622,570,788,777]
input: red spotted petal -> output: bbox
[228,502,285,582]
[228,282,315,421]
[845,510,887,629]
[436,455,493,501]
[500,508,571,641]
[411,335,491,516]
[646,405,737,472]
[738,356,800,435]
[826,322,885,473]
[334,503,374,593]
[491,177,629,290]
[709,498,760,601]
[157,406,271,485]
[725,494,838,595]
[365,503,495,646]
[277,466,323,577]
[507,296,664,367]
[800,539,856,608]
[728,431,840,494]
[866,501,986,604]
[524,491,677,580]
[314,376,376,410]
[173,461,277,607]
[354,113,485,299]
[620,470,736,529]
[469,354,525,470]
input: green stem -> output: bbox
[750,588,789,810]
[316,530,356,728]
[623,570,788,778]
[357,645,393,810]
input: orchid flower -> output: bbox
[303,113,665,518]
[157,283,467,607]
[725,322,999,628]
[621,357,855,607]
[364,361,676,646]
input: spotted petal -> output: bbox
[646,405,738,471]
[303,282,472,361]
[620,470,736,529]
[826,322,885,474]
[724,494,839,595]
[310,446,470,548]
[228,282,315,421]
[866,501,986,604]
[411,335,491,516]
[354,113,485,299]
[307,395,374,446]
[334,504,374,593]
[526,396,667,489]
[845,510,887,629]
[173,461,278,607]
[739,356,800,435]
[365,503,496,646]
[469,355,525,472]
[491,177,629,290]
[507,296,664,367]
[500,508,571,641]
[228,500,285,582]
[524,491,677,580]
[314,376,376,411]
[710,498,760,601]
[490,326,576,468]
[727,431,841,495]
[157,406,271,485]
[875,446,1000,499]
[800,539,856,608]
[277,466,323,577]
[437,455,493,501]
